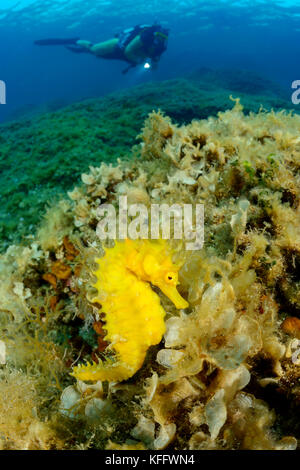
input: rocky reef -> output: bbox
[0,96,299,450]
[0,70,296,252]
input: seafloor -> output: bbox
[0,68,296,252]
[0,70,299,450]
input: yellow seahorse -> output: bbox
[71,239,188,383]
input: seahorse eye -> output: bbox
[165,271,177,284]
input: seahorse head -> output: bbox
[142,244,189,310]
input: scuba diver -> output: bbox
[35,24,169,74]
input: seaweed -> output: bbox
[0,99,299,449]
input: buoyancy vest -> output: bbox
[116,24,169,63]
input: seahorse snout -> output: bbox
[157,282,189,309]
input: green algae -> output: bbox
[0,72,297,252]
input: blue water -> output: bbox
[0,0,300,122]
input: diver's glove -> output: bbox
[122,63,137,74]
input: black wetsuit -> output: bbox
[34,24,169,69]
[116,24,169,64]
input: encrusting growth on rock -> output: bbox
[1,100,299,449]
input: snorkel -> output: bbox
[154,31,169,42]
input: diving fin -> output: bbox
[34,37,80,46]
